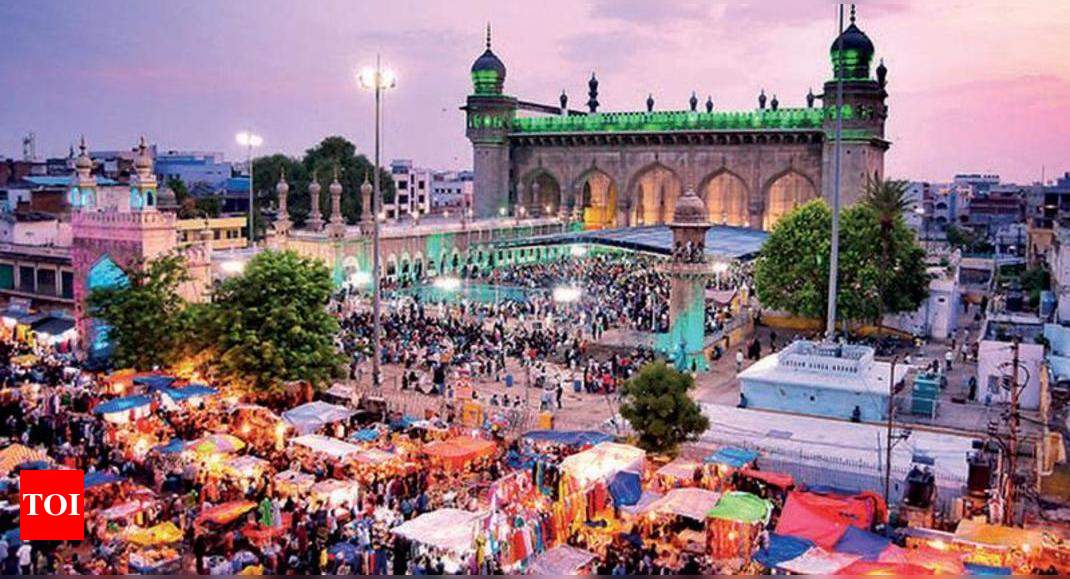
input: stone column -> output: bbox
[327,170,345,239]
[307,177,324,231]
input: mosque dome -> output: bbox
[672,189,708,225]
[829,7,875,80]
[134,136,153,172]
[75,138,93,171]
[471,24,505,95]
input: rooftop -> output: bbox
[738,340,909,396]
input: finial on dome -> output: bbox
[850,4,856,24]
[705,95,713,113]
[79,135,87,156]
[485,22,491,49]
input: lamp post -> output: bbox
[235,131,262,246]
[358,56,396,388]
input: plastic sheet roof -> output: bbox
[493,224,768,261]
[391,508,487,552]
[559,442,645,488]
[642,488,722,521]
[282,401,355,434]
[291,434,363,460]
[527,544,597,575]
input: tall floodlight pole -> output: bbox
[236,131,263,246]
[825,4,846,341]
[359,56,396,388]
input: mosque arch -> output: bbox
[699,169,750,227]
[520,169,562,217]
[762,169,819,230]
[628,163,682,226]
[572,168,618,229]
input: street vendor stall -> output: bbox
[93,394,153,424]
[706,491,772,561]
[282,401,355,435]
[392,508,488,572]
[125,521,183,574]
[0,444,48,476]
[291,434,363,461]
[953,518,1043,571]
[526,544,597,575]
[643,488,722,523]
[655,457,704,490]
[274,470,315,497]
[775,490,884,549]
[423,435,497,471]
[641,487,722,557]
[310,479,361,507]
[559,442,645,488]
[522,430,613,448]
[196,500,257,528]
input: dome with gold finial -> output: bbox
[75,137,93,172]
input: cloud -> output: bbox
[721,0,911,28]
[588,0,711,25]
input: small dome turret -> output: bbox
[672,188,708,225]
[830,5,875,80]
[471,23,506,95]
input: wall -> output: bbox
[741,378,889,422]
[976,339,1044,410]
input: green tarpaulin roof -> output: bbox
[707,491,772,524]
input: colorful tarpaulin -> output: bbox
[754,534,814,569]
[642,488,722,522]
[775,491,880,549]
[124,522,183,546]
[527,544,597,575]
[0,444,47,476]
[878,545,965,575]
[522,430,613,447]
[224,455,268,478]
[964,562,1013,575]
[196,501,256,526]
[292,434,363,460]
[350,428,380,443]
[777,548,860,575]
[836,560,932,575]
[833,526,892,561]
[85,471,125,489]
[954,519,1043,551]
[656,458,702,481]
[608,470,642,507]
[559,442,645,488]
[188,434,246,455]
[93,395,152,415]
[391,508,487,553]
[424,436,497,470]
[703,446,758,468]
[98,500,146,520]
[282,401,355,435]
[740,467,795,489]
[134,374,177,390]
[707,491,772,524]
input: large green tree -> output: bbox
[251,136,395,229]
[754,199,928,326]
[205,250,343,393]
[86,254,192,370]
[620,362,710,454]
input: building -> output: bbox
[175,216,247,251]
[0,212,74,311]
[154,151,232,188]
[387,159,433,220]
[976,314,1045,410]
[738,340,908,422]
[464,10,889,229]
[430,170,473,213]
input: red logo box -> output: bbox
[19,470,84,541]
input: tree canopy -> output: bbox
[203,250,343,393]
[86,254,192,370]
[619,362,709,454]
[754,199,928,326]
[252,136,395,228]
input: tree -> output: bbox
[86,254,192,370]
[619,362,709,454]
[861,174,914,317]
[251,136,395,228]
[167,177,190,207]
[204,250,343,393]
[754,199,929,327]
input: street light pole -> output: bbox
[236,131,262,247]
[825,3,845,342]
[884,356,897,505]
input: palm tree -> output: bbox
[862,172,911,323]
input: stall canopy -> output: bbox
[833,526,892,561]
[656,458,702,481]
[161,384,218,402]
[134,374,177,390]
[350,428,380,443]
[527,544,597,575]
[154,439,187,454]
[954,519,1043,551]
[0,444,47,476]
[775,491,881,549]
[777,547,860,575]
[522,430,613,447]
[964,562,1013,575]
[85,471,125,489]
[608,470,642,507]
[836,560,932,575]
[754,534,814,570]
[196,501,257,526]
[740,468,795,489]
[125,521,183,546]
[559,442,645,488]
[391,508,487,552]
[642,488,722,522]
[703,446,758,468]
[424,436,497,469]
[282,401,355,435]
[188,434,246,455]
[707,491,772,525]
[93,395,152,415]
[291,434,363,460]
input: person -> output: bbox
[769,330,777,352]
[16,543,32,575]
[555,381,564,409]
[735,349,744,373]
[945,349,953,372]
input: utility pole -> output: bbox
[884,356,897,505]
[825,3,846,342]
[1006,337,1021,526]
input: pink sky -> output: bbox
[1,0,1068,183]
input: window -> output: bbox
[0,264,12,290]
[398,181,408,190]
[36,269,56,296]
[61,271,73,299]
[18,266,34,293]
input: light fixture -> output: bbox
[235,132,262,148]
[552,285,582,304]
[432,276,461,292]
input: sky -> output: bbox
[1,0,1068,184]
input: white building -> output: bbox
[387,159,433,220]
[1050,222,1070,323]
[431,170,473,213]
[976,314,1045,410]
[884,252,962,340]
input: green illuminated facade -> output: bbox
[511,106,853,134]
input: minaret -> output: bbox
[69,136,96,210]
[360,173,374,236]
[129,136,158,211]
[465,24,516,218]
[657,188,713,372]
[274,169,291,235]
[307,173,324,231]
[327,168,346,239]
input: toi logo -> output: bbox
[19,470,84,541]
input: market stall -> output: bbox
[655,458,704,490]
[282,401,355,435]
[706,491,772,561]
[0,444,48,476]
[195,500,257,529]
[640,488,722,557]
[125,521,183,574]
[274,470,315,497]
[310,479,361,508]
[291,434,363,462]
[93,395,153,424]
[392,508,488,572]
[775,490,884,549]
[423,435,497,471]
[526,544,597,575]
[559,442,645,488]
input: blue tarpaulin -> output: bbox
[522,430,613,447]
[703,446,758,468]
[135,375,177,390]
[754,534,814,569]
[93,395,152,415]
[965,563,1013,575]
[85,471,125,489]
[167,384,218,401]
[351,428,380,443]
[390,415,417,430]
[833,526,891,561]
[328,542,360,563]
[3,529,19,546]
[608,470,642,507]
[154,439,187,454]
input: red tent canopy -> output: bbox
[775,491,883,549]
[740,468,795,489]
[837,560,933,575]
[195,501,256,526]
[424,436,497,470]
